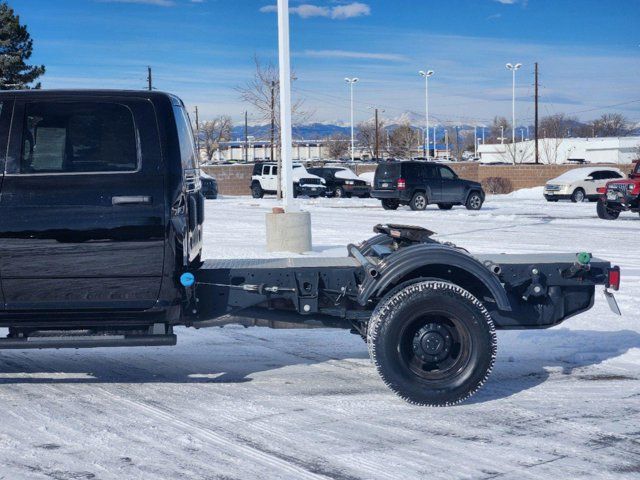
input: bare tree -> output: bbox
[236,56,311,198]
[200,116,233,164]
[324,133,350,159]
[357,118,386,159]
[387,122,420,158]
[592,113,630,137]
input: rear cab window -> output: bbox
[19,102,138,174]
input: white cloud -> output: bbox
[495,0,517,4]
[98,0,175,6]
[260,2,371,20]
[301,49,407,62]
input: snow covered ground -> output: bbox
[0,190,639,479]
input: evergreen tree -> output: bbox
[0,2,45,90]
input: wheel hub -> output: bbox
[412,323,453,363]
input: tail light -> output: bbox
[607,266,621,291]
[397,178,406,190]
[596,187,606,194]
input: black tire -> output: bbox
[367,281,496,406]
[571,188,586,203]
[437,204,453,210]
[465,192,483,210]
[334,186,346,198]
[410,192,428,211]
[546,199,559,202]
[597,199,620,220]
[251,183,264,199]
[382,199,399,210]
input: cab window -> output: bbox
[20,102,138,174]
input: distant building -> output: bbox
[478,137,640,164]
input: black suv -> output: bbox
[371,161,485,211]
[307,166,370,198]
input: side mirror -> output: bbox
[585,178,594,182]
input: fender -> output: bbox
[357,243,512,311]
[463,186,484,204]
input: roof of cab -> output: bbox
[0,89,178,102]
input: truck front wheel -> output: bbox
[597,199,620,220]
[367,281,497,406]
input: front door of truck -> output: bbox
[0,97,13,310]
[0,96,165,310]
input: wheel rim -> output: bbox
[470,195,481,209]
[399,312,472,381]
[414,195,426,209]
[335,188,343,198]
[575,190,584,202]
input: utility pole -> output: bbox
[419,70,434,158]
[244,111,249,163]
[374,108,380,160]
[534,62,540,164]
[345,77,359,162]
[147,66,152,91]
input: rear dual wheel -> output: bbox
[368,281,496,406]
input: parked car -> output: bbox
[371,161,485,211]
[596,160,640,219]
[307,166,370,198]
[251,162,326,198]
[200,171,218,199]
[543,167,625,203]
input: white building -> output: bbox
[478,137,640,165]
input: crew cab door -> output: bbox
[0,96,165,310]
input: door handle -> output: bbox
[112,195,152,206]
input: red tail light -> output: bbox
[596,187,606,194]
[397,178,406,190]
[608,266,621,291]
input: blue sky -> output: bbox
[9,0,640,127]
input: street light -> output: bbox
[419,70,434,158]
[345,77,359,162]
[505,63,522,146]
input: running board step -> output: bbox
[0,334,177,350]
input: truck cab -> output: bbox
[0,90,203,324]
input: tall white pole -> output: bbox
[433,126,436,158]
[425,76,429,158]
[501,126,504,144]
[482,127,485,144]
[511,67,516,145]
[277,0,296,212]
[350,81,355,162]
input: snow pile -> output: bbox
[501,186,545,200]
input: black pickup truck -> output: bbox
[0,90,621,406]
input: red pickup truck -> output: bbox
[597,160,640,220]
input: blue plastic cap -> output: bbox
[180,272,195,287]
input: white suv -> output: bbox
[251,163,326,198]
[544,167,625,203]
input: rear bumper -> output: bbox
[371,189,410,201]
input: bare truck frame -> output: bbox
[179,224,621,406]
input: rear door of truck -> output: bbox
[0,94,165,311]
[0,95,13,310]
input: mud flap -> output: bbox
[604,289,621,316]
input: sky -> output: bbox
[8,0,640,127]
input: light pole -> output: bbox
[474,125,478,157]
[506,63,522,145]
[419,70,434,158]
[345,77,359,162]
[501,125,504,144]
